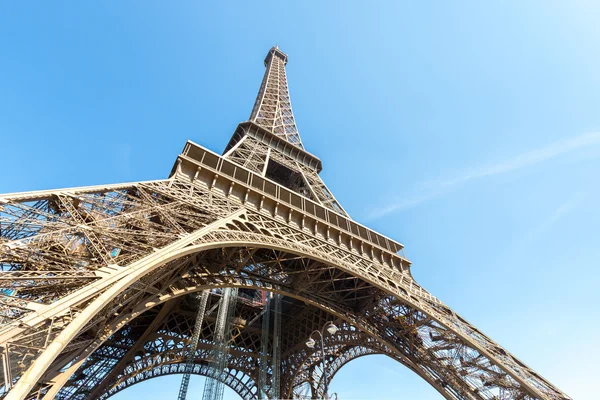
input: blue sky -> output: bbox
[1,1,598,399]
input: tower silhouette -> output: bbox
[0,47,570,400]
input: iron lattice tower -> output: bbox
[0,46,571,400]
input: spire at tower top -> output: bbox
[249,46,303,148]
[264,45,288,66]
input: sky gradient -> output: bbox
[1,1,598,399]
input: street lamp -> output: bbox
[305,321,339,399]
[325,322,338,335]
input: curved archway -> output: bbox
[326,353,445,400]
[290,344,382,398]
[105,368,247,400]
[285,325,439,399]
[22,230,444,399]
[8,211,558,400]
[105,362,255,400]
[52,283,440,400]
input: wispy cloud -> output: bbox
[523,191,584,242]
[367,132,600,219]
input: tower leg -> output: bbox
[258,293,272,399]
[271,294,281,399]
[258,293,282,400]
[202,288,238,400]
[178,290,210,400]
[3,209,246,400]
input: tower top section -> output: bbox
[249,46,303,148]
[264,46,288,66]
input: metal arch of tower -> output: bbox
[286,323,393,398]
[109,363,255,400]
[286,323,435,399]
[56,292,263,400]
[0,46,572,400]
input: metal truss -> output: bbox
[249,46,303,148]
[223,124,348,217]
[0,46,571,400]
[178,290,209,400]
[203,287,238,400]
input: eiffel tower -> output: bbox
[0,46,570,400]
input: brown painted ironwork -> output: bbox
[0,46,570,400]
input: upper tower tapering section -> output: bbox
[220,46,348,218]
[249,46,303,148]
[263,46,288,66]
